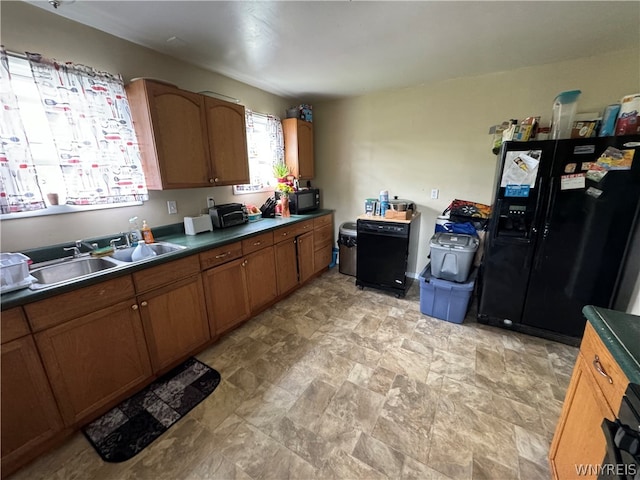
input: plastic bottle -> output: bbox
[550,90,581,140]
[141,220,155,244]
[131,242,157,262]
[129,216,142,246]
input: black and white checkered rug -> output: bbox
[82,358,221,462]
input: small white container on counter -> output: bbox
[184,215,213,235]
[0,253,33,293]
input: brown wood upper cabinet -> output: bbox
[126,79,249,189]
[283,118,314,180]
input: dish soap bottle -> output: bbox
[141,220,155,244]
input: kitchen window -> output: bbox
[0,49,148,219]
[233,110,284,194]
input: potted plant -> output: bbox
[273,162,290,182]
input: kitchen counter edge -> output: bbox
[582,305,640,384]
[1,210,334,310]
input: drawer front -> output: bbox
[296,220,314,236]
[314,244,333,273]
[133,255,200,292]
[2,307,30,344]
[200,242,243,270]
[242,231,274,255]
[25,276,135,332]
[580,322,628,412]
[273,225,299,244]
[313,214,332,229]
[314,223,334,251]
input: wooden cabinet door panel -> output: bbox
[2,307,30,344]
[580,323,628,412]
[297,232,315,284]
[549,354,613,480]
[275,239,298,296]
[204,97,250,185]
[245,246,277,312]
[139,275,210,372]
[314,244,333,274]
[35,300,152,426]
[1,336,63,468]
[146,82,211,188]
[203,258,250,336]
[297,121,314,179]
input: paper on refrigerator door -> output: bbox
[500,150,541,188]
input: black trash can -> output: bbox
[338,221,357,276]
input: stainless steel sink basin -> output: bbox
[30,257,122,289]
[110,241,186,262]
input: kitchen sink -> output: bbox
[30,256,122,289]
[109,241,186,262]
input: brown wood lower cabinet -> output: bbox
[297,231,315,283]
[549,323,629,479]
[35,300,152,426]
[275,238,299,296]
[203,257,250,336]
[245,246,278,312]
[1,335,64,477]
[138,274,210,373]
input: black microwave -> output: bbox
[289,188,320,214]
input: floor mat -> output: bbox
[82,357,221,462]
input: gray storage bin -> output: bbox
[338,221,357,276]
[429,232,479,282]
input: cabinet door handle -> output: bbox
[253,241,262,246]
[282,232,288,236]
[215,252,230,259]
[140,301,148,307]
[209,178,215,184]
[593,355,613,384]
[214,177,219,183]
[131,304,139,310]
[242,260,247,267]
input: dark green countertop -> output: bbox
[1,210,334,310]
[582,305,640,384]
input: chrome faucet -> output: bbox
[63,240,97,258]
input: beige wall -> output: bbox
[0,1,292,251]
[313,48,640,312]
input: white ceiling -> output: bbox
[26,1,640,101]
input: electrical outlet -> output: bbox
[167,200,178,215]
[206,196,215,208]
[431,189,439,200]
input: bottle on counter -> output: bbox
[141,220,155,244]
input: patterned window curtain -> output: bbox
[26,52,148,205]
[0,48,46,213]
[267,115,284,165]
[245,108,258,163]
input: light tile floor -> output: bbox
[10,269,578,480]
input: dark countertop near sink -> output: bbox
[583,305,640,384]
[1,210,334,310]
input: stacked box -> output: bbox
[419,263,476,324]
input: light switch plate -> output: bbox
[431,189,439,200]
[167,200,178,214]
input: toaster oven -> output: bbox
[208,203,248,228]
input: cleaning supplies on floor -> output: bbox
[141,220,155,244]
[131,242,157,262]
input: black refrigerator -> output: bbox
[478,135,640,345]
